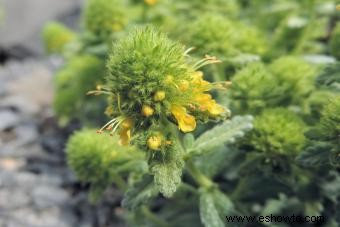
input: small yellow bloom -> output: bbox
[147,135,162,150]
[337,4,340,11]
[171,105,196,132]
[154,91,166,101]
[144,0,158,6]
[142,105,154,117]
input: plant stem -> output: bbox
[141,206,171,227]
[186,158,214,189]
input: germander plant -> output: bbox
[43,1,340,226]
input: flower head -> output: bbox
[93,26,230,146]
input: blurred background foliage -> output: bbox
[42,0,340,226]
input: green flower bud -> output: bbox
[181,14,266,59]
[42,22,76,54]
[250,108,306,155]
[268,56,318,105]
[230,63,284,114]
[83,0,127,39]
[66,129,144,198]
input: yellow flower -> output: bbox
[144,0,158,6]
[171,105,196,132]
[119,118,133,145]
[147,135,162,150]
[142,105,155,117]
[195,93,224,116]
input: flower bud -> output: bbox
[154,91,166,101]
[147,135,162,150]
[142,105,155,117]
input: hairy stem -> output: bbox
[141,206,171,227]
[186,158,214,189]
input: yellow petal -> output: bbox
[208,103,225,115]
[119,128,131,146]
[171,105,196,132]
[179,114,196,132]
[195,94,224,116]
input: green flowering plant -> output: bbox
[45,1,340,226]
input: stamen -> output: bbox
[184,47,195,56]
[212,81,232,90]
[97,118,119,133]
[193,55,222,70]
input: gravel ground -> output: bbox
[0,58,125,227]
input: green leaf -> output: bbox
[315,63,340,90]
[183,133,195,151]
[151,156,184,198]
[200,189,225,227]
[195,146,243,178]
[122,174,158,210]
[296,143,332,167]
[199,188,238,227]
[192,116,253,155]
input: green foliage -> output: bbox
[319,96,340,143]
[330,23,340,59]
[122,174,158,210]
[316,63,340,91]
[83,0,127,40]
[42,22,76,54]
[199,188,236,227]
[53,55,106,125]
[192,115,253,155]
[249,108,307,155]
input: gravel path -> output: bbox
[0,58,125,227]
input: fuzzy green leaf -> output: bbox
[192,116,253,155]
[200,190,225,227]
[183,133,195,151]
[122,175,158,210]
[296,143,332,167]
[151,156,184,198]
[199,188,237,227]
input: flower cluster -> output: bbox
[93,27,230,150]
